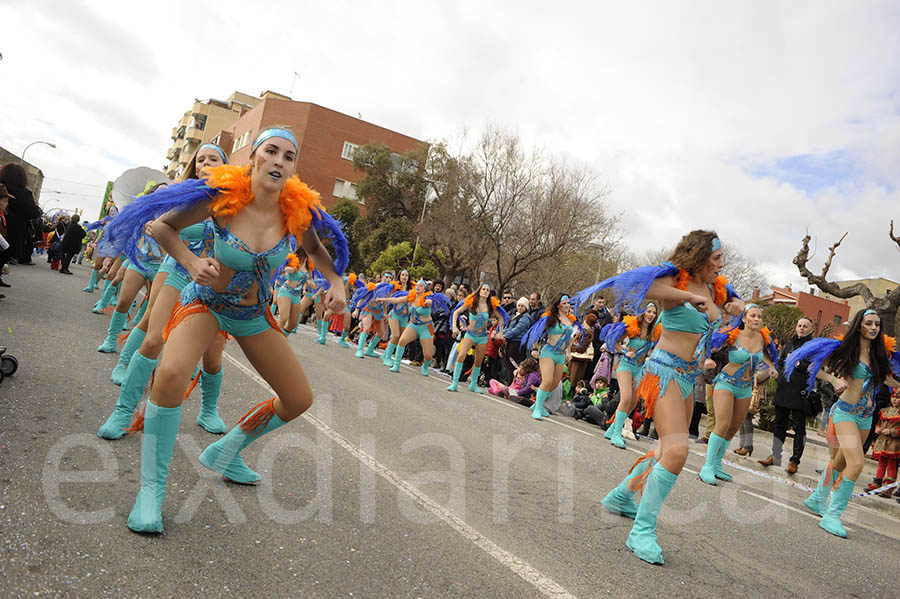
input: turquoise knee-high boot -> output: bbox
[698,433,728,485]
[819,477,855,537]
[626,462,678,564]
[199,398,286,484]
[196,368,226,434]
[608,409,628,449]
[98,351,158,439]
[714,436,733,482]
[337,329,350,348]
[383,342,397,366]
[602,452,657,518]
[447,361,463,392]
[355,332,368,358]
[420,359,432,376]
[128,299,148,330]
[93,280,116,313]
[804,463,839,516]
[468,366,484,394]
[98,310,128,353]
[83,269,99,292]
[127,402,182,533]
[111,328,146,385]
[390,344,404,373]
[532,389,551,420]
[364,335,381,357]
[313,320,326,344]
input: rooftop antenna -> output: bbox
[289,71,301,99]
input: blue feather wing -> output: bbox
[570,263,679,315]
[521,314,549,351]
[312,212,349,276]
[784,338,842,392]
[725,283,741,301]
[103,178,213,270]
[429,293,450,314]
[496,306,510,327]
[604,322,626,350]
[890,351,900,381]
[764,339,778,366]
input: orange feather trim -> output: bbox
[760,327,772,347]
[653,323,662,342]
[623,315,640,338]
[637,373,662,420]
[463,293,476,309]
[286,253,300,270]
[885,335,897,356]
[366,282,376,292]
[490,297,500,310]
[347,273,357,287]
[673,268,730,306]
[674,269,691,291]
[725,327,741,346]
[204,164,325,238]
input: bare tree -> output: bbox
[794,230,900,336]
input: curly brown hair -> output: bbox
[667,230,719,275]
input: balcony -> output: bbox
[185,127,202,143]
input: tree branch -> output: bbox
[891,220,900,251]
[793,232,873,303]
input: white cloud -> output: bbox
[1,0,898,288]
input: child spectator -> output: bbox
[869,390,900,498]
[488,358,540,402]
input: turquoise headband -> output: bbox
[561,295,570,302]
[252,128,298,153]
[198,143,227,164]
[711,237,722,252]
[744,303,760,313]
[863,309,877,317]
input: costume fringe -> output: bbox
[239,398,277,435]
[627,451,657,493]
[126,402,146,434]
[637,373,662,419]
[184,368,201,399]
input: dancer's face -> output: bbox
[696,248,725,284]
[400,271,409,284]
[643,304,657,323]
[861,314,880,340]
[479,285,490,299]
[560,298,571,313]
[744,307,763,331]
[795,318,813,337]
[195,148,224,178]
[416,281,426,294]
[252,136,296,194]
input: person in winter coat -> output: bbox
[0,163,40,264]
[495,297,532,365]
[59,213,86,275]
[758,317,817,474]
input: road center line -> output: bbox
[223,350,577,599]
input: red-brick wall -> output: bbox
[219,99,424,209]
[796,292,850,336]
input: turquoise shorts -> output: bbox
[539,345,566,366]
[639,348,699,400]
[178,284,281,338]
[389,313,409,328]
[616,357,642,378]
[126,258,161,279]
[831,404,873,430]
[305,292,322,304]
[410,322,434,341]
[163,269,191,292]
[464,331,488,345]
[712,371,752,400]
[278,287,302,305]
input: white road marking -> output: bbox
[223,350,577,599]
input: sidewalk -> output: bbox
[718,425,900,519]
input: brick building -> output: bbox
[757,285,850,336]
[211,95,424,210]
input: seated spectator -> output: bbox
[488,358,541,403]
[496,296,532,366]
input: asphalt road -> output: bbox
[2,262,899,598]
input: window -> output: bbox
[833,315,841,325]
[232,130,252,153]
[333,178,359,201]
[341,141,359,161]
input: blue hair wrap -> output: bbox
[199,143,227,164]
[252,128,298,153]
[711,237,722,252]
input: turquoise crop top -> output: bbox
[659,303,712,334]
[179,221,208,243]
[469,310,491,337]
[411,304,432,325]
[726,342,763,380]
[285,270,307,285]
[545,320,574,353]
[626,337,648,351]
[852,362,871,380]
[213,223,290,273]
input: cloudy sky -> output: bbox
[2,0,898,289]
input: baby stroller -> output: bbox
[0,347,18,384]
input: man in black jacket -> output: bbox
[759,317,816,474]
[59,214,85,275]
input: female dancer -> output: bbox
[105,127,347,533]
[447,285,506,393]
[352,279,393,359]
[98,144,229,438]
[96,220,162,353]
[520,294,581,418]
[275,252,309,334]
[698,304,777,484]
[603,303,659,449]
[378,279,449,375]
[578,230,741,564]
[785,309,900,537]
[382,269,412,366]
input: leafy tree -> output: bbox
[354,216,413,269]
[328,198,361,272]
[762,304,806,347]
[370,241,440,281]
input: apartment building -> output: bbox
[211,96,424,210]
[163,91,264,179]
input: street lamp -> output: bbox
[22,141,56,161]
[587,238,606,304]
[410,182,438,268]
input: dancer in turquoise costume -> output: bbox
[382,269,412,366]
[377,279,450,376]
[785,308,900,537]
[447,285,509,393]
[578,230,742,564]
